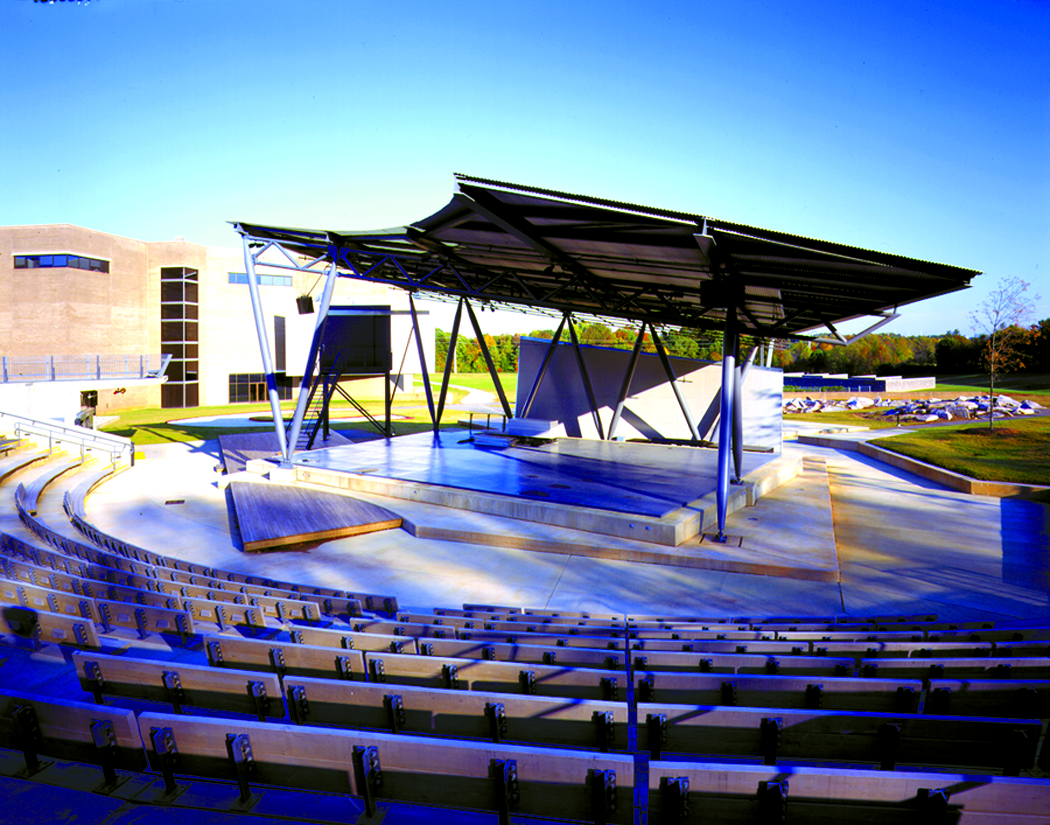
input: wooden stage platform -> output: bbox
[220,433,402,551]
[228,481,402,551]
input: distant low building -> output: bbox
[0,224,432,420]
[783,373,936,392]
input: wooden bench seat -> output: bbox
[362,651,624,700]
[1,600,99,649]
[648,760,1050,822]
[136,710,633,822]
[638,703,1040,774]
[0,688,147,774]
[203,634,367,682]
[520,607,623,622]
[480,619,626,637]
[0,449,50,485]
[458,629,628,649]
[290,624,420,653]
[421,637,626,671]
[282,675,629,751]
[925,678,1050,718]
[631,650,855,676]
[805,640,998,660]
[632,672,922,712]
[72,651,284,721]
[0,576,97,623]
[633,639,819,657]
[15,455,84,516]
[859,656,1050,681]
[93,598,194,638]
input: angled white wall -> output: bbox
[516,337,782,452]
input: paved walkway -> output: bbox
[38,435,1050,621]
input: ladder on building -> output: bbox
[289,361,342,453]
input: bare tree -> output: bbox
[969,275,1039,428]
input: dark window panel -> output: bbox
[161,321,183,342]
[184,282,198,303]
[161,305,184,320]
[161,282,183,302]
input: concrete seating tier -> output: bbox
[3,462,1050,822]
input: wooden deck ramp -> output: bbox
[229,480,402,551]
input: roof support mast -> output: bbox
[714,305,738,542]
[241,234,290,464]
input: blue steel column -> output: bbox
[286,252,341,459]
[408,293,436,427]
[649,324,700,442]
[464,300,513,419]
[608,321,647,440]
[715,307,738,541]
[241,234,290,462]
[732,347,757,481]
[435,299,464,429]
[566,315,605,440]
[518,314,567,420]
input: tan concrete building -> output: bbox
[0,225,431,417]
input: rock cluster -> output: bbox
[783,395,1044,424]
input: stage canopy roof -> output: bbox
[234,174,980,339]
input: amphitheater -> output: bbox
[3,176,1050,822]
[2,418,1049,824]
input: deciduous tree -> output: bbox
[969,275,1040,428]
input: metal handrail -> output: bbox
[0,353,170,383]
[0,410,135,467]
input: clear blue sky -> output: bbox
[2,0,1047,338]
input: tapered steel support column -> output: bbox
[732,346,756,482]
[715,307,738,541]
[241,235,290,463]
[408,293,436,428]
[464,300,513,419]
[608,321,647,440]
[518,314,566,420]
[435,299,464,430]
[566,315,605,440]
[649,323,700,442]
[286,253,341,459]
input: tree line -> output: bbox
[434,319,1050,376]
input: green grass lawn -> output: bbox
[784,411,901,430]
[101,392,462,445]
[875,417,1050,485]
[430,371,518,396]
[936,372,1050,400]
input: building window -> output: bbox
[14,254,110,272]
[274,315,286,373]
[228,272,293,287]
[160,266,200,409]
[229,373,293,404]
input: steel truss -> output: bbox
[236,226,912,536]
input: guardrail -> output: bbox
[0,410,135,467]
[0,354,170,383]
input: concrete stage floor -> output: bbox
[291,430,792,548]
[294,430,774,518]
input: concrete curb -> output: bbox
[798,433,1050,501]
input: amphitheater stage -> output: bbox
[286,429,814,554]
